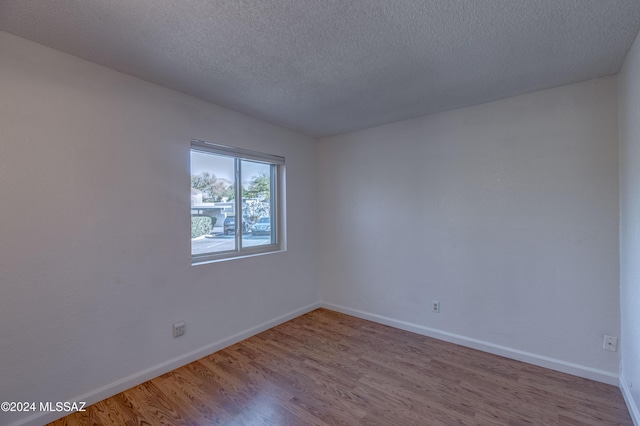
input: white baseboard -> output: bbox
[321,302,619,386]
[8,302,321,426]
[621,375,640,425]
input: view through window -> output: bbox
[190,140,283,263]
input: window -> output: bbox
[190,140,284,263]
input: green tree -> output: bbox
[242,172,270,201]
[191,172,234,202]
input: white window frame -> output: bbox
[190,139,285,264]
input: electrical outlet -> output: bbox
[432,301,440,313]
[173,321,185,338]
[603,335,617,352]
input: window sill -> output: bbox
[191,246,286,266]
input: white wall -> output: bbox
[318,77,620,382]
[618,28,640,424]
[0,27,630,426]
[0,31,318,426]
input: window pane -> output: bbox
[241,160,275,248]
[191,151,236,256]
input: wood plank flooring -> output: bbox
[50,309,632,425]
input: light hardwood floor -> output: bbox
[50,309,632,425]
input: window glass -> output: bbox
[241,160,275,248]
[191,152,235,256]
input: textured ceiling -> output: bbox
[1,1,640,137]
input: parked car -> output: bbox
[241,221,251,234]
[223,216,235,235]
[251,217,271,236]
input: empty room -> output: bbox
[1,1,640,425]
